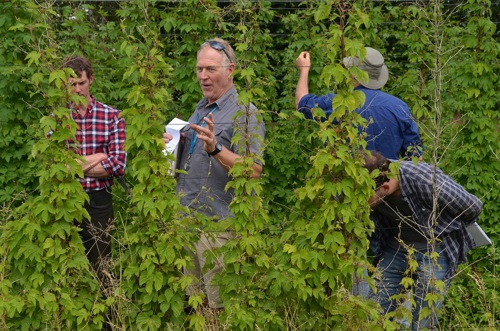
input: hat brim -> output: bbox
[359,64,388,90]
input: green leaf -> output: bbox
[25,51,41,66]
[314,3,331,22]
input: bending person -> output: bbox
[363,151,483,330]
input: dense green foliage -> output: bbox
[0,0,498,330]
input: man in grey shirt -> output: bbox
[163,38,265,309]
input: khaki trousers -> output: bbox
[185,232,232,308]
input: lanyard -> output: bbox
[188,106,218,157]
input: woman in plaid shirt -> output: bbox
[363,151,483,330]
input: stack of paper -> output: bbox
[164,117,190,172]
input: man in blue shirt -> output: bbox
[295,47,424,299]
[295,47,423,160]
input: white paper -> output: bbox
[164,117,190,155]
[466,222,492,247]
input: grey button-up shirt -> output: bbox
[176,86,265,219]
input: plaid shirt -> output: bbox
[68,97,127,192]
[373,161,483,279]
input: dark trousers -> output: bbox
[80,188,114,287]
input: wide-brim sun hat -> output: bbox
[343,47,389,90]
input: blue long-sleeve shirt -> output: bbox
[297,87,423,159]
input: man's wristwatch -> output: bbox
[208,142,223,157]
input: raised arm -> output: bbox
[295,51,311,109]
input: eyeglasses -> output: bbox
[207,40,232,64]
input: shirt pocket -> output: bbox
[214,126,233,151]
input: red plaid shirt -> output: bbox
[68,96,127,192]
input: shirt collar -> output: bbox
[71,95,95,115]
[201,86,237,110]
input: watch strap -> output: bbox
[208,143,222,156]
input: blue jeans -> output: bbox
[352,236,378,298]
[373,245,450,330]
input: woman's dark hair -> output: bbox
[362,150,391,188]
